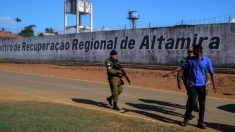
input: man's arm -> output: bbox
[113,62,131,85]
[207,59,216,93]
[163,59,189,78]
[210,73,216,93]
[163,66,181,77]
[177,70,183,89]
[106,60,121,75]
[121,69,131,84]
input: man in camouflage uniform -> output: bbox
[105,50,124,111]
[177,48,199,115]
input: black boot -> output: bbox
[197,120,207,129]
[106,97,113,106]
[113,102,120,111]
[181,118,189,127]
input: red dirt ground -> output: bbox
[0,63,234,100]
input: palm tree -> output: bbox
[15,17,21,34]
[45,28,55,33]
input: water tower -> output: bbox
[127,11,140,29]
[64,0,93,34]
[229,16,235,23]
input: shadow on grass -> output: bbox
[125,102,183,117]
[139,99,186,109]
[122,108,182,125]
[123,98,185,126]
[135,99,235,131]
[71,98,110,109]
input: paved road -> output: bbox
[0,71,234,131]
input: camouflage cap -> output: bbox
[188,47,193,52]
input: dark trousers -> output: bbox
[183,79,199,110]
[184,86,206,123]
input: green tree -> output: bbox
[18,25,36,37]
[45,28,58,35]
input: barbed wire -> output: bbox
[1,13,235,35]
[94,13,235,31]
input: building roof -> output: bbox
[39,32,56,36]
[0,32,19,38]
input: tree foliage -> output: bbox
[18,25,36,37]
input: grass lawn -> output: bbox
[0,101,197,132]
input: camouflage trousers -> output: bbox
[108,77,123,103]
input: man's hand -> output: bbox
[163,73,170,78]
[163,67,181,78]
[118,70,122,74]
[213,85,216,93]
[210,74,216,93]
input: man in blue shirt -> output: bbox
[164,44,216,129]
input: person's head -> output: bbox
[193,44,203,58]
[187,47,194,57]
[110,50,118,60]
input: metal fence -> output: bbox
[1,14,235,35]
[94,14,235,32]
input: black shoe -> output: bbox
[106,97,113,106]
[197,121,207,129]
[113,102,120,111]
[189,114,195,120]
[181,119,189,127]
[113,106,120,111]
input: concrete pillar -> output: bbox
[76,11,80,33]
[90,2,93,32]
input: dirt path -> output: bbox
[0,63,234,100]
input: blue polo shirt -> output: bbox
[180,56,214,87]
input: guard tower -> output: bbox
[64,0,93,34]
[127,11,139,29]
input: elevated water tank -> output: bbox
[128,11,140,20]
[127,11,140,29]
